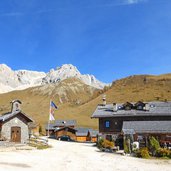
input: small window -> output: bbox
[105,121,110,128]
[137,105,143,110]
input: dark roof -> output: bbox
[122,121,171,134]
[76,128,98,137]
[45,123,56,130]
[54,120,76,126]
[76,128,91,136]
[0,111,34,122]
[11,99,22,104]
[54,126,77,132]
[45,120,76,130]
[91,101,171,118]
[89,130,99,137]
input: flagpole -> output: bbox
[48,100,51,137]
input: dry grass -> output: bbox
[0,74,171,131]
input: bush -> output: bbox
[97,138,114,149]
[149,136,160,156]
[124,140,129,153]
[156,148,171,158]
[97,138,104,149]
[135,147,150,159]
[102,139,114,149]
[39,125,42,134]
[124,137,131,153]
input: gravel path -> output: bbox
[0,138,170,171]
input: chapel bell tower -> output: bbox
[11,100,22,113]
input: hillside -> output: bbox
[0,74,171,131]
[104,74,171,103]
[0,78,99,129]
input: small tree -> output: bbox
[149,136,160,156]
[124,136,131,153]
[39,125,42,135]
[97,138,104,149]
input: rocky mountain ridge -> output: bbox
[0,64,106,94]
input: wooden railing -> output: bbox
[28,137,48,147]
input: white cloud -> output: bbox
[126,0,147,4]
[101,0,148,8]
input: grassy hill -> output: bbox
[0,78,99,129]
[0,74,171,131]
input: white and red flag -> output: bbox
[49,101,58,121]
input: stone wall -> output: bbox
[1,116,29,144]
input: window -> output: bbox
[137,105,143,110]
[105,121,110,128]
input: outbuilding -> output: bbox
[0,100,34,143]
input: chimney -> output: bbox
[102,95,106,106]
[144,103,150,111]
[11,100,22,113]
[113,103,118,112]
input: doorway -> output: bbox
[11,127,21,143]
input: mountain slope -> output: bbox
[0,78,99,129]
[103,74,171,103]
[0,73,171,131]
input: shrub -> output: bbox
[156,148,171,158]
[97,138,104,149]
[102,139,114,149]
[97,138,114,149]
[124,140,129,153]
[124,137,131,153]
[39,125,42,134]
[135,147,150,159]
[149,136,160,156]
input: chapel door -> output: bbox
[11,127,21,143]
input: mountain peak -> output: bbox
[0,63,12,72]
[43,64,106,89]
[0,63,106,94]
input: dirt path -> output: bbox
[0,139,170,171]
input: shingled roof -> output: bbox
[76,128,99,137]
[0,111,34,122]
[91,101,171,118]
[122,121,171,134]
[45,120,76,130]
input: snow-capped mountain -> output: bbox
[42,64,106,89]
[0,64,46,93]
[0,64,106,94]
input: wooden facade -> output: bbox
[46,120,98,142]
[92,101,171,149]
[55,127,77,141]
[99,115,171,134]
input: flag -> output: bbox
[49,101,58,121]
[50,101,58,109]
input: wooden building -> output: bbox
[0,100,34,143]
[46,120,76,137]
[91,101,171,149]
[76,128,98,142]
[46,120,98,142]
[55,126,77,141]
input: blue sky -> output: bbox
[0,0,171,83]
